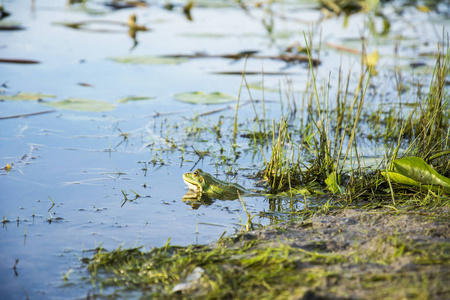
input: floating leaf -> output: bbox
[0,92,56,101]
[116,96,155,103]
[42,98,115,112]
[54,21,85,29]
[108,56,188,65]
[54,20,126,32]
[247,82,278,92]
[382,157,450,193]
[173,91,236,105]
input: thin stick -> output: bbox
[0,110,55,120]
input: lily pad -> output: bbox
[247,82,278,93]
[108,56,188,65]
[173,91,236,105]
[116,96,155,103]
[0,92,57,101]
[42,98,115,112]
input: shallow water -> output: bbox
[0,0,448,298]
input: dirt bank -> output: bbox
[239,208,450,299]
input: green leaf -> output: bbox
[0,92,57,101]
[116,96,155,103]
[42,98,115,112]
[381,171,422,186]
[382,157,450,192]
[108,56,188,65]
[325,171,344,194]
[173,91,236,105]
[247,82,278,93]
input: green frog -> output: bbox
[183,169,251,200]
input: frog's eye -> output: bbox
[194,170,198,176]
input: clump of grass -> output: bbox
[403,46,450,176]
[350,45,450,206]
[262,117,301,192]
[261,37,372,195]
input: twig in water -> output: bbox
[0,110,55,120]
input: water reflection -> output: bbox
[182,190,214,209]
[182,189,247,209]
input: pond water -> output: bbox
[1,0,448,298]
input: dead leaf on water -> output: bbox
[0,21,24,30]
[78,82,94,87]
[54,20,125,32]
[104,1,149,10]
[42,98,115,112]
[0,58,40,64]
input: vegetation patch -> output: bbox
[84,209,449,299]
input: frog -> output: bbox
[182,169,251,200]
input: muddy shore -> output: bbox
[236,208,450,299]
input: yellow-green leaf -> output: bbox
[364,50,379,68]
[325,171,344,194]
[42,98,115,112]
[382,157,450,193]
[416,5,430,13]
[108,56,187,65]
[381,170,421,186]
[393,157,450,192]
[116,96,155,103]
[1,92,57,101]
[173,91,236,105]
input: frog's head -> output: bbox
[183,169,209,193]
